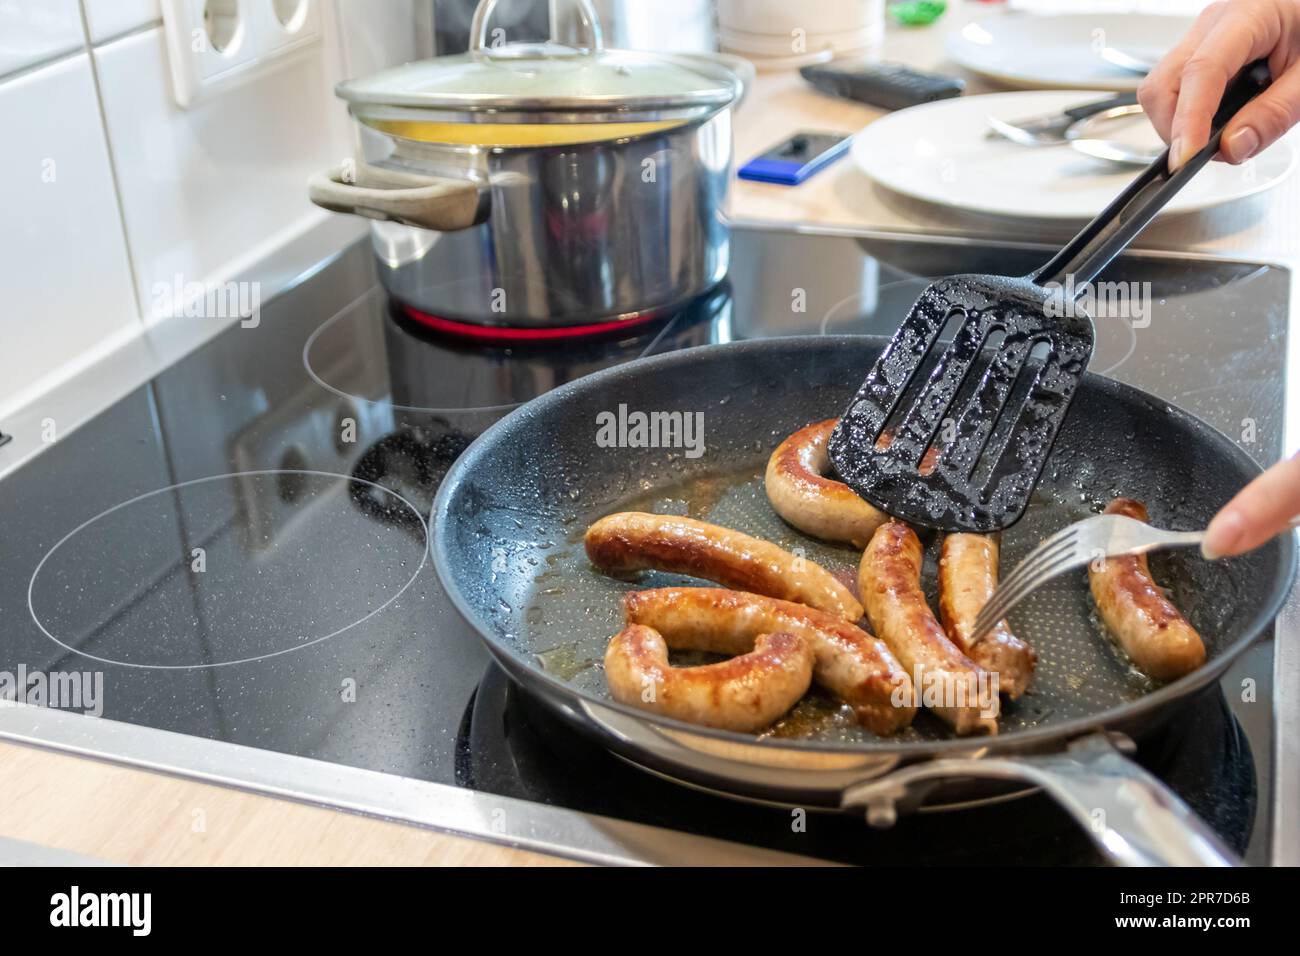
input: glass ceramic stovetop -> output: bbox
[0,225,1289,864]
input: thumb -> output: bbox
[1221,67,1300,162]
[1203,451,1300,559]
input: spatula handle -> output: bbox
[1031,59,1271,290]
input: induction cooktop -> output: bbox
[0,224,1291,865]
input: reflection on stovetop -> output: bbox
[0,226,1287,865]
[305,280,733,422]
[339,288,734,516]
[457,665,1255,866]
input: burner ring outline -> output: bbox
[27,469,428,670]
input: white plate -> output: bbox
[946,13,1194,91]
[851,91,1295,222]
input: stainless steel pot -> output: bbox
[310,0,749,329]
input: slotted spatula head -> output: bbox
[829,275,1093,532]
[829,59,1272,533]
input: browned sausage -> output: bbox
[1088,498,1206,681]
[585,512,863,621]
[622,587,915,735]
[764,419,889,548]
[938,533,1037,699]
[604,625,814,733]
[860,521,999,735]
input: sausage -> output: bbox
[585,511,864,622]
[604,625,814,733]
[860,521,999,735]
[938,533,1037,699]
[622,587,915,735]
[1088,498,1206,681]
[764,419,889,549]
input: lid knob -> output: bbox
[469,0,605,61]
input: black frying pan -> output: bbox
[431,336,1296,865]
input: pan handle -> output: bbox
[841,733,1239,866]
[308,164,485,231]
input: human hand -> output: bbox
[1202,451,1300,558]
[1138,0,1300,170]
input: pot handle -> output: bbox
[841,732,1240,866]
[308,164,484,232]
[470,0,604,59]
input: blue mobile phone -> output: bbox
[738,132,853,186]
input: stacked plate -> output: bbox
[843,9,1294,224]
[946,12,1195,91]
[717,0,883,71]
[850,90,1296,222]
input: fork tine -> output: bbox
[997,533,1075,593]
[965,541,1068,639]
[997,544,1090,608]
[990,526,1079,599]
[977,549,1088,632]
[977,549,1082,629]
[970,539,1088,641]
[974,578,1033,637]
[968,511,1206,647]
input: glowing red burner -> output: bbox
[400,305,665,344]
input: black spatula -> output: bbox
[829,60,1271,533]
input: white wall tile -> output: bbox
[335,0,417,77]
[0,53,139,416]
[81,0,161,44]
[93,25,352,322]
[0,0,84,78]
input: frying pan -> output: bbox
[431,336,1296,866]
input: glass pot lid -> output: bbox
[336,0,745,121]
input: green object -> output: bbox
[889,1,947,27]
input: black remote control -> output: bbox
[801,61,965,111]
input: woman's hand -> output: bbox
[1202,452,1300,558]
[1139,0,1300,170]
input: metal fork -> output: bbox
[984,91,1139,146]
[969,512,1300,646]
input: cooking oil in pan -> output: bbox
[535,641,597,682]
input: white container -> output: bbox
[718,24,880,55]
[724,47,837,73]
[716,0,881,38]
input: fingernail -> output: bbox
[1226,126,1261,162]
[1202,510,1244,560]
[1169,137,1187,172]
